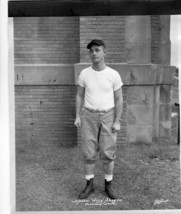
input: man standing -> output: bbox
[74,39,123,200]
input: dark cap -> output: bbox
[87,39,106,49]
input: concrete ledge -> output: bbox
[74,63,176,86]
[15,63,176,86]
[15,64,75,85]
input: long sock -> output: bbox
[85,174,94,180]
[105,174,113,182]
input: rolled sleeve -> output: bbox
[113,72,123,91]
[77,71,85,87]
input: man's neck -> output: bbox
[92,62,106,71]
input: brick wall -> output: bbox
[14,16,163,147]
[80,16,160,63]
[151,15,160,64]
[14,16,161,64]
[80,16,125,63]
[14,17,79,147]
[15,85,77,147]
[14,17,80,64]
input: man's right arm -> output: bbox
[74,85,85,127]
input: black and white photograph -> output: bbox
[0,0,181,213]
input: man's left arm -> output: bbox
[112,87,123,133]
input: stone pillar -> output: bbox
[158,16,172,139]
[124,16,151,64]
[159,15,171,65]
[124,16,153,143]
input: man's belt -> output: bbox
[85,107,114,113]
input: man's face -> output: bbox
[89,45,106,63]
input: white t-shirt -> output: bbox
[78,66,123,110]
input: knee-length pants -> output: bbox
[81,108,117,164]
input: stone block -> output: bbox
[15,65,75,85]
[159,103,172,139]
[130,65,156,85]
[126,126,153,143]
[127,86,154,105]
[160,85,171,104]
[159,123,172,139]
[159,103,171,122]
[162,66,175,84]
[127,105,153,126]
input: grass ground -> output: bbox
[16,132,180,211]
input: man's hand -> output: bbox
[74,116,81,128]
[112,120,121,133]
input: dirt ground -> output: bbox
[16,119,181,211]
